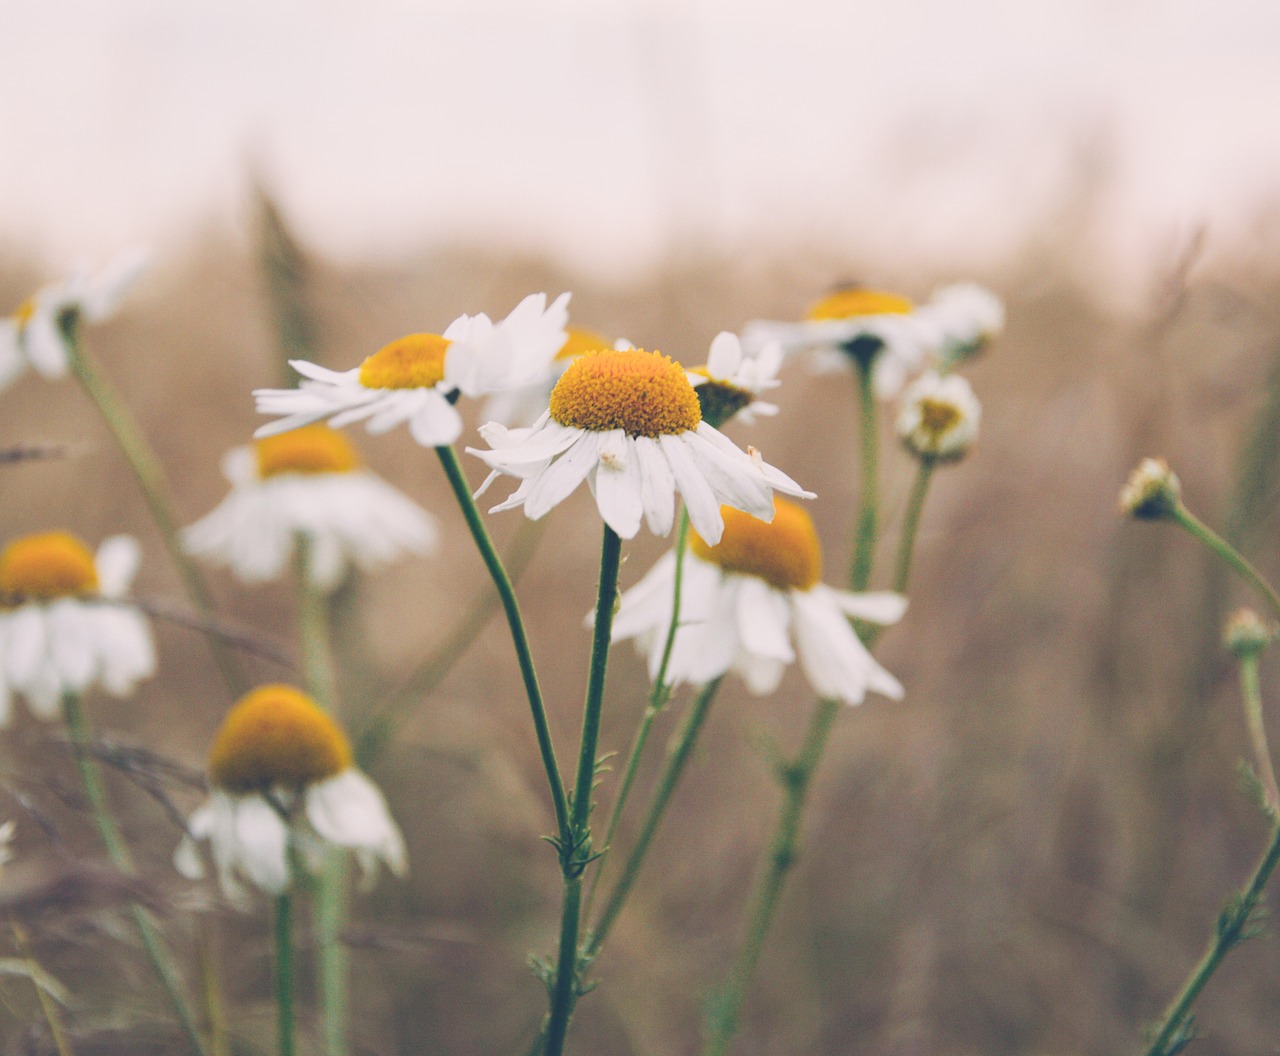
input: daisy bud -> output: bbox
[1225,608,1274,659]
[896,371,980,463]
[1119,458,1181,520]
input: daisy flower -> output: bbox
[182,425,437,591]
[915,282,1004,365]
[253,292,570,447]
[741,286,939,399]
[174,684,406,902]
[0,251,149,392]
[481,325,616,428]
[469,347,813,545]
[610,498,905,704]
[686,331,783,427]
[0,531,156,724]
[896,371,981,462]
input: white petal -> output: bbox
[231,797,291,895]
[657,433,723,544]
[828,588,908,625]
[95,535,141,598]
[706,331,742,377]
[522,432,602,520]
[632,436,676,536]
[593,433,644,539]
[735,578,795,662]
[306,771,407,877]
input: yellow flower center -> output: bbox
[209,684,353,795]
[254,426,360,479]
[806,288,913,321]
[690,497,822,591]
[549,349,702,437]
[918,398,962,440]
[0,532,99,602]
[556,327,612,362]
[357,333,451,390]
[12,298,35,330]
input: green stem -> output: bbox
[584,512,690,920]
[11,918,75,1056]
[586,677,724,960]
[893,459,935,596]
[60,318,244,695]
[850,358,879,592]
[434,445,570,846]
[702,698,842,1056]
[1239,654,1280,814]
[274,893,297,1056]
[60,692,210,1056]
[544,525,624,1056]
[1171,503,1280,621]
[353,515,547,769]
[295,539,349,1056]
[1141,820,1280,1056]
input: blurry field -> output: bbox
[2,196,1280,1056]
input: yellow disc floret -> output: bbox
[918,398,962,441]
[0,531,99,602]
[12,298,36,329]
[357,333,451,390]
[690,497,822,591]
[806,288,913,321]
[556,327,612,362]
[254,426,360,479]
[209,684,353,795]
[549,349,702,437]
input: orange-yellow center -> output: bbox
[0,531,99,602]
[918,398,962,440]
[556,327,612,362]
[357,333,450,389]
[254,426,360,479]
[209,684,353,795]
[549,349,702,437]
[806,288,913,321]
[12,298,35,329]
[690,497,822,591]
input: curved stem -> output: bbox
[60,692,210,1056]
[586,677,723,959]
[703,697,842,1056]
[1142,820,1280,1056]
[544,525,623,1056]
[274,893,297,1056]
[849,358,879,592]
[434,445,570,846]
[893,459,935,596]
[584,512,690,920]
[60,319,245,696]
[10,918,74,1056]
[1171,503,1280,621]
[1240,654,1280,814]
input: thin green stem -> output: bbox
[60,692,210,1056]
[702,698,842,1056]
[354,515,547,769]
[850,358,879,592]
[274,893,297,1056]
[434,445,570,845]
[1171,503,1280,622]
[1239,654,1280,814]
[586,677,724,960]
[11,918,74,1056]
[584,512,690,919]
[60,318,244,695]
[893,459,935,596]
[1141,820,1280,1056]
[544,525,624,1056]
[295,539,349,1056]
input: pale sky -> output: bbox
[3,0,1279,282]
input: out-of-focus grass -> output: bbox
[2,200,1280,1056]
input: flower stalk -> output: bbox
[274,893,297,1056]
[1169,503,1280,622]
[850,357,879,592]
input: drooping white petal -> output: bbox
[306,770,407,877]
[94,535,141,599]
[230,796,291,895]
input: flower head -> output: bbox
[1119,457,1181,520]
[0,251,149,392]
[175,684,406,902]
[1225,608,1274,659]
[469,348,812,544]
[917,282,1004,366]
[183,426,437,591]
[687,332,782,428]
[896,371,981,462]
[254,292,570,447]
[0,532,155,724]
[610,498,906,703]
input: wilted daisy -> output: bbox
[686,331,782,428]
[482,325,616,429]
[610,497,905,704]
[470,347,812,544]
[0,251,149,392]
[182,426,437,590]
[896,371,981,462]
[174,684,406,902]
[254,292,570,447]
[741,286,939,399]
[0,532,155,724]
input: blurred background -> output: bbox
[4,0,1280,1054]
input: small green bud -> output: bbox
[1224,608,1274,658]
[1119,457,1181,520]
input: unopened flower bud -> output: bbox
[1225,608,1274,659]
[1119,458,1181,520]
